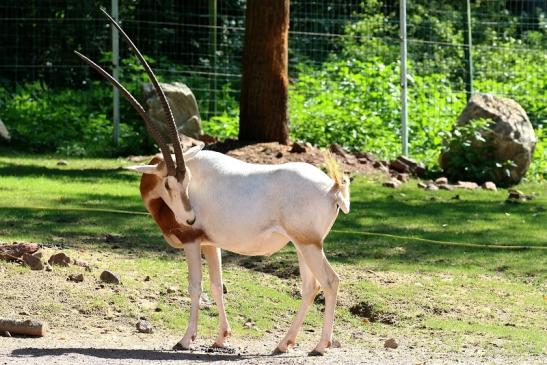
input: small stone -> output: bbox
[166,286,177,294]
[435,177,448,185]
[22,253,44,270]
[425,183,439,191]
[73,259,89,268]
[57,160,68,166]
[244,320,255,329]
[329,143,349,158]
[384,338,398,349]
[331,339,342,348]
[451,194,461,200]
[383,178,402,189]
[100,270,120,284]
[154,307,162,312]
[275,151,283,158]
[104,233,122,243]
[48,252,71,266]
[417,182,427,189]
[389,159,410,173]
[396,173,410,182]
[437,184,454,191]
[483,181,497,191]
[136,319,153,334]
[289,142,306,154]
[456,181,479,190]
[45,264,53,272]
[67,273,84,283]
[32,252,43,259]
[144,275,151,282]
[199,292,212,309]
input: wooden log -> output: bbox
[0,319,47,337]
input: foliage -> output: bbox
[289,58,466,165]
[0,82,147,156]
[439,118,513,184]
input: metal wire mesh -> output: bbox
[0,1,545,154]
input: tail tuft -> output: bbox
[323,150,343,188]
[323,150,350,213]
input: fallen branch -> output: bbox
[0,318,47,337]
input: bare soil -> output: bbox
[205,139,383,176]
[1,250,544,365]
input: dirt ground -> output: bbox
[2,329,544,365]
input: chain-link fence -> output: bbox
[0,1,545,159]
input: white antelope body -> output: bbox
[77,9,350,356]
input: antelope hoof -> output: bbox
[308,348,325,357]
[172,342,190,351]
[173,335,195,351]
[272,346,287,355]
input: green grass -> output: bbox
[0,150,546,355]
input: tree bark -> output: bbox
[239,0,290,144]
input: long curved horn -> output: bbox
[74,51,177,176]
[99,8,187,179]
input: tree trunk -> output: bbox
[239,0,290,144]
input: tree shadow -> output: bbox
[0,162,136,183]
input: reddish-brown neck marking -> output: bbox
[140,157,205,247]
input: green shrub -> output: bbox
[0,82,147,156]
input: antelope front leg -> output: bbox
[173,241,202,350]
[274,248,320,354]
[295,243,340,356]
[202,245,231,347]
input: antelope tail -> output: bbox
[323,150,350,214]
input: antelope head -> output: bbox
[75,8,197,226]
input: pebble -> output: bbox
[100,270,120,284]
[384,338,399,349]
[136,319,153,334]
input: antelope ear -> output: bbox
[125,165,162,175]
[183,144,205,161]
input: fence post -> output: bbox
[400,0,408,156]
[112,0,120,147]
[463,0,473,102]
[209,0,218,118]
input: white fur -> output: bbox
[130,146,350,355]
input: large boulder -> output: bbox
[142,82,202,139]
[440,94,536,186]
[0,118,10,142]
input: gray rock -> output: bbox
[435,177,448,185]
[142,82,202,139]
[136,319,153,334]
[56,160,68,166]
[100,270,120,284]
[440,94,537,185]
[0,118,10,142]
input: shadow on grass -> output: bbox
[0,162,137,183]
